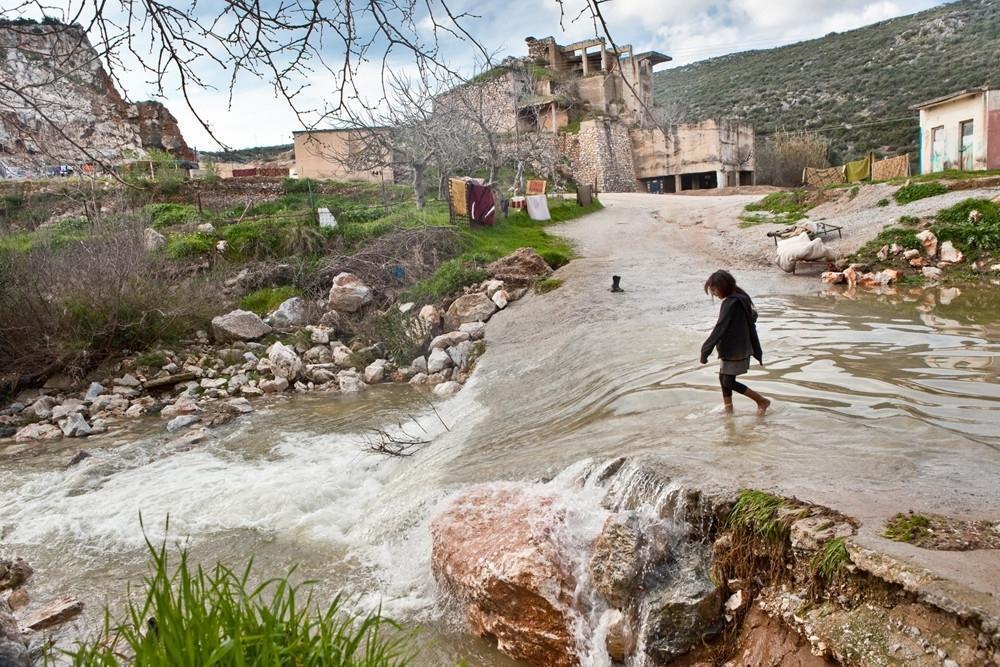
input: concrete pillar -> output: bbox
[716,170,727,188]
[581,47,589,75]
[674,174,682,192]
[600,45,608,71]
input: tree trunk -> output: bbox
[412,164,426,209]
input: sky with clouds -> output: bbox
[101,0,949,151]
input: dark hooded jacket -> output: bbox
[700,292,763,365]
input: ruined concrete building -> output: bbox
[294,35,756,192]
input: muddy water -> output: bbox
[2,197,1000,665]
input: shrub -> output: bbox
[883,512,930,542]
[727,490,789,544]
[222,220,287,259]
[240,286,303,315]
[898,215,920,226]
[353,309,428,364]
[755,131,831,187]
[877,198,890,207]
[146,203,198,229]
[282,222,328,256]
[167,233,215,260]
[893,181,947,204]
[0,219,220,386]
[810,538,851,582]
[55,528,410,666]
[283,177,316,194]
[406,259,488,302]
[540,249,570,269]
[745,190,812,219]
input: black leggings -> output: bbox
[719,374,748,398]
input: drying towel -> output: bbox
[526,194,550,221]
[468,183,496,226]
[449,178,469,217]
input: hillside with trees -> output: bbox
[654,0,999,164]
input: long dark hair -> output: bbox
[704,269,748,299]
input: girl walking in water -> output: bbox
[700,270,770,415]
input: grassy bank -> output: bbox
[53,531,410,666]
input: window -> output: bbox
[931,126,945,172]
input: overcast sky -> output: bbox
[108,0,948,151]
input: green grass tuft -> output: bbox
[893,181,947,205]
[146,203,199,229]
[883,512,930,542]
[240,286,303,316]
[877,198,890,207]
[535,277,564,294]
[54,524,411,666]
[166,233,215,260]
[811,538,851,581]
[727,490,790,544]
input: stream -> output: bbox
[3,197,1000,665]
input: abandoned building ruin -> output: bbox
[293,35,755,193]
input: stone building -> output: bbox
[912,87,1000,173]
[292,128,394,182]
[630,120,756,192]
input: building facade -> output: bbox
[293,129,394,182]
[913,87,1000,174]
[630,120,755,192]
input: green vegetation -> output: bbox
[850,226,920,264]
[848,186,860,200]
[199,143,293,164]
[741,190,814,226]
[877,198,890,207]
[241,286,303,316]
[535,277,564,294]
[902,168,1000,184]
[655,0,1000,165]
[811,538,851,581]
[135,350,169,369]
[883,512,930,542]
[166,233,215,260]
[933,198,1000,255]
[727,490,790,544]
[284,177,317,194]
[405,197,596,302]
[354,309,428,365]
[893,181,947,205]
[898,215,920,226]
[56,530,409,666]
[146,203,199,228]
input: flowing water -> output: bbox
[2,195,1000,664]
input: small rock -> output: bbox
[211,310,272,343]
[200,377,227,389]
[821,271,845,284]
[240,386,264,397]
[429,331,470,350]
[124,404,147,418]
[318,310,341,329]
[144,227,167,251]
[364,360,386,384]
[459,322,487,340]
[903,248,920,259]
[447,341,473,371]
[304,345,334,365]
[604,609,635,662]
[427,348,453,374]
[411,356,428,373]
[166,414,201,432]
[67,450,92,467]
[83,382,105,402]
[308,326,332,345]
[197,222,216,234]
[22,596,83,631]
[0,557,34,590]
[398,302,415,314]
[259,378,289,393]
[266,297,312,329]
[115,373,142,388]
[433,381,462,397]
[909,256,927,268]
[491,290,509,309]
[6,587,29,611]
[409,373,429,385]
[27,396,58,419]
[338,372,367,393]
[922,266,943,281]
[14,423,62,442]
[327,272,372,313]
[444,293,497,330]
[487,248,553,285]
[227,373,250,392]
[968,209,982,223]
[483,279,505,297]
[333,345,354,368]
[268,342,303,381]
[222,398,254,414]
[51,402,86,421]
[939,241,964,264]
[916,229,938,257]
[724,590,744,613]
[418,305,443,329]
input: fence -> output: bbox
[803,152,910,187]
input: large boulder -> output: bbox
[444,293,497,330]
[266,297,312,329]
[211,310,272,342]
[488,248,553,285]
[431,486,579,667]
[916,229,938,257]
[144,227,167,252]
[14,423,62,442]
[939,240,964,264]
[327,272,372,313]
[0,598,28,667]
[589,514,645,608]
[642,566,723,663]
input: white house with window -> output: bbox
[911,87,1000,174]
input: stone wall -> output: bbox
[570,119,638,192]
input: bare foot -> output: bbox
[756,399,771,416]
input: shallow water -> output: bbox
[3,197,1000,664]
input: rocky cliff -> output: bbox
[0,19,193,172]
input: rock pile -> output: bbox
[1,249,553,445]
[1,557,83,666]
[822,229,970,291]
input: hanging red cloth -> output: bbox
[468,183,496,226]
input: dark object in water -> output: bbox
[611,275,624,292]
[66,450,92,468]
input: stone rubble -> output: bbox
[0,249,552,446]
